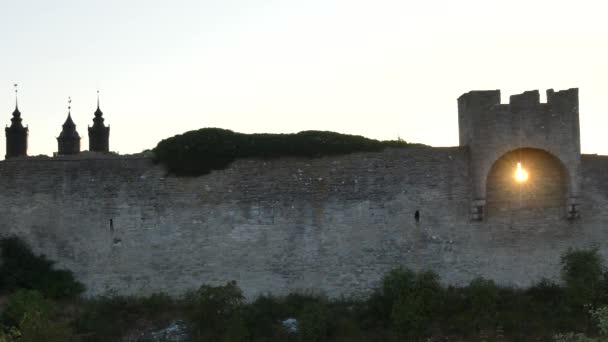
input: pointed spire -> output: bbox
[9,84,23,126]
[89,90,110,152]
[6,83,28,158]
[62,97,77,130]
[13,84,20,116]
[94,90,103,117]
[57,96,81,155]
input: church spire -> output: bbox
[57,96,81,155]
[5,83,28,158]
[11,84,21,121]
[13,84,18,114]
[89,90,110,152]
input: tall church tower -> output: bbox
[57,97,81,155]
[88,91,110,152]
[5,84,28,158]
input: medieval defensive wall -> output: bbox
[1,88,607,299]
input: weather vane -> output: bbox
[14,83,18,108]
[68,96,72,112]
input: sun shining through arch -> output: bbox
[486,148,569,219]
[514,162,529,183]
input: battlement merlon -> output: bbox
[509,90,540,112]
[457,90,501,113]
[457,90,501,147]
[547,88,579,113]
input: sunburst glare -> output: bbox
[515,162,529,182]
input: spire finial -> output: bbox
[13,83,18,111]
[96,90,100,109]
[68,96,72,114]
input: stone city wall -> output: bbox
[0,148,606,299]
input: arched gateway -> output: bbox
[458,88,581,221]
[486,148,569,220]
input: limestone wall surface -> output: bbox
[0,148,606,299]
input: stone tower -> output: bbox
[57,99,81,155]
[88,93,110,152]
[458,88,581,221]
[5,98,28,159]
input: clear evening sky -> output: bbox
[1,0,607,157]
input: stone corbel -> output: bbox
[470,199,486,221]
[567,197,580,220]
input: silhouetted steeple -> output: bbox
[88,91,110,152]
[57,97,81,155]
[5,84,28,158]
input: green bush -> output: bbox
[298,301,328,342]
[382,268,416,305]
[466,277,499,328]
[74,293,176,341]
[243,295,287,340]
[553,306,608,342]
[3,289,50,327]
[284,293,327,317]
[391,270,443,338]
[0,326,20,342]
[0,236,84,299]
[591,306,608,337]
[1,289,78,342]
[561,247,604,308]
[377,267,416,323]
[153,128,411,176]
[19,310,79,342]
[186,281,247,340]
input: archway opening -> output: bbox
[486,148,568,219]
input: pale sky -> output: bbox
[1,0,608,157]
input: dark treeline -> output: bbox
[153,128,411,176]
[0,236,607,341]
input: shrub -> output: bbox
[0,236,84,299]
[153,128,411,176]
[378,267,415,322]
[18,310,79,342]
[561,247,604,308]
[382,268,416,305]
[3,289,51,327]
[466,278,499,328]
[553,306,608,342]
[527,278,563,304]
[391,270,443,338]
[243,295,286,340]
[298,301,328,342]
[1,289,78,342]
[186,281,247,340]
[591,306,608,336]
[0,326,20,342]
[74,293,177,341]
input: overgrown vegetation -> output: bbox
[153,128,411,176]
[1,236,608,341]
[0,236,84,299]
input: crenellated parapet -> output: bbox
[458,88,581,221]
